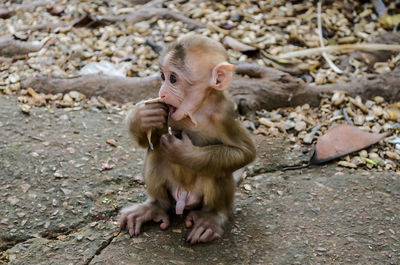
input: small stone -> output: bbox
[372,106,384,117]
[76,234,84,241]
[259,117,275,127]
[106,139,118,147]
[84,191,94,198]
[374,96,385,104]
[331,91,346,106]
[295,121,307,132]
[315,73,326,85]
[383,123,393,131]
[369,152,380,161]
[316,247,327,252]
[365,115,375,121]
[338,161,357,168]
[68,91,85,102]
[270,113,282,122]
[243,184,252,191]
[268,127,280,137]
[9,73,20,83]
[371,123,381,133]
[63,94,73,103]
[20,104,31,114]
[359,150,368,158]
[386,151,400,160]
[303,133,314,144]
[283,120,296,130]
[353,115,365,126]
[352,156,365,166]
[54,171,63,178]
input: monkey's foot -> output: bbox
[119,203,170,237]
[185,210,225,244]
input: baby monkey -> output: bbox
[120,34,256,244]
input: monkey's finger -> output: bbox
[119,213,128,230]
[143,121,165,130]
[185,213,195,228]
[188,226,205,244]
[199,228,214,242]
[158,218,170,230]
[153,215,170,230]
[134,217,146,236]
[126,214,136,237]
[160,134,174,148]
[141,107,168,117]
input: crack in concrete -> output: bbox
[85,231,119,265]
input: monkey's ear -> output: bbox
[210,62,235,90]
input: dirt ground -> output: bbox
[0,94,399,265]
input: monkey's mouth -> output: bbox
[168,105,177,114]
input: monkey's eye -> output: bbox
[160,72,165,81]
[170,74,177,84]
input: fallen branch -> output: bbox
[21,74,161,103]
[106,8,205,29]
[21,63,400,115]
[230,63,400,114]
[20,4,204,32]
[0,35,43,57]
[278,43,400,59]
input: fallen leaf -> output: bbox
[283,124,386,170]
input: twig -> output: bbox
[278,43,400,59]
[342,108,353,125]
[317,1,343,74]
[372,0,387,17]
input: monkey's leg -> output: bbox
[185,176,234,244]
[119,153,172,236]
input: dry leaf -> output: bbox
[283,124,387,170]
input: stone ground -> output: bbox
[0,94,399,265]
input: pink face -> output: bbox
[158,53,209,123]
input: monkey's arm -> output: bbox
[160,121,256,174]
[192,123,255,173]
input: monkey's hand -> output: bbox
[135,102,168,132]
[159,131,195,164]
[119,203,170,237]
[185,210,225,244]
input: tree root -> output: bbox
[18,1,204,32]
[21,74,161,103]
[0,35,43,57]
[21,63,400,114]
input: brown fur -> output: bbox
[120,35,256,244]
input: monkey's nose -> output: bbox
[159,88,167,99]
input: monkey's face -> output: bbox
[158,53,210,125]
